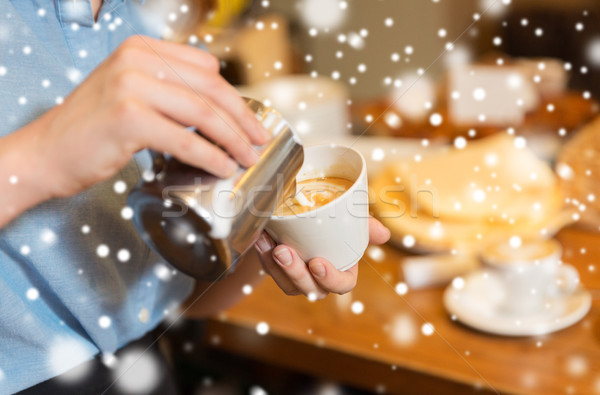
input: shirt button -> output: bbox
[138,308,149,323]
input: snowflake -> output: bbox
[249,386,268,395]
[429,113,443,126]
[367,246,385,261]
[26,288,39,300]
[256,321,270,335]
[508,236,522,249]
[421,323,435,336]
[454,137,467,149]
[114,348,161,393]
[351,301,364,314]
[47,336,93,380]
[41,229,57,245]
[113,180,127,194]
[154,264,172,281]
[452,277,465,290]
[300,0,346,30]
[121,206,133,220]
[395,282,409,295]
[96,244,110,258]
[242,284,253,295]
[402,235,416,248]
[371,148,385,162]
[117,249,130,262]
[98,315,111,329]
[20,245,30,255]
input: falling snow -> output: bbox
[454,137,467,149]
[20,245,31,255]
[250,386,269,395]
[256,321,270,335]
[421,323,435,336]
[351,301,364,314]
[41,229,57,245]
[242,284,253,295]
[117,249,131,262]
[47,337,93,380]
[154,264,172,281]
[121,206,134,220]
[402,235,416,248]
[96,244,110,258]
[113,180,127,194]
[98,315,112,329]
[395,282,409,295]
[114,348,161,393]
[429,113,443,126]
[2,4,598,392]
[26,288,39,301]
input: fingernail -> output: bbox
[310,261,326,278]
[273,247,292,267]
[255,234,272,254]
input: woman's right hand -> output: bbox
[26,35,269,200]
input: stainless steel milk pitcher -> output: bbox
[128,98,304,281]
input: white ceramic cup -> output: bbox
[481,238,580,316]
[266,144,369,271]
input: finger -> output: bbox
[369,217,391,245]
[271,245,328,300]
[120,71,259,168]
[154,61,270,146]
[254,233,301,296]
[122,35,221,73]
[124,104,239,178]
[308,258,358,294]
[118,41,270,146]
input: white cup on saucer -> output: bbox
[266,145,369,271]
[480,238,580,316]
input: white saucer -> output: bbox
[443,270,592,336]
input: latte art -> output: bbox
[276,177,354,216]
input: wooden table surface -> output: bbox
[204,226,600,394]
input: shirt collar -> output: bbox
[55,0,130,27]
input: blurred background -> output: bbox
[135,0,600,394]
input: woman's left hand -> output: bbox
[254,217,390,300]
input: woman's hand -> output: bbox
[254,217,391,300]
[25,35,268,199]
[1,35,268,227]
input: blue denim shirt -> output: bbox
[0,1,195,393]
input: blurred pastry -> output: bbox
[371,134,571,253]
[557,116,600,230]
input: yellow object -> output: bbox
[208,0,251,28]
[371,134,571,253]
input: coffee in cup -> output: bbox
[275,176,355,216]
